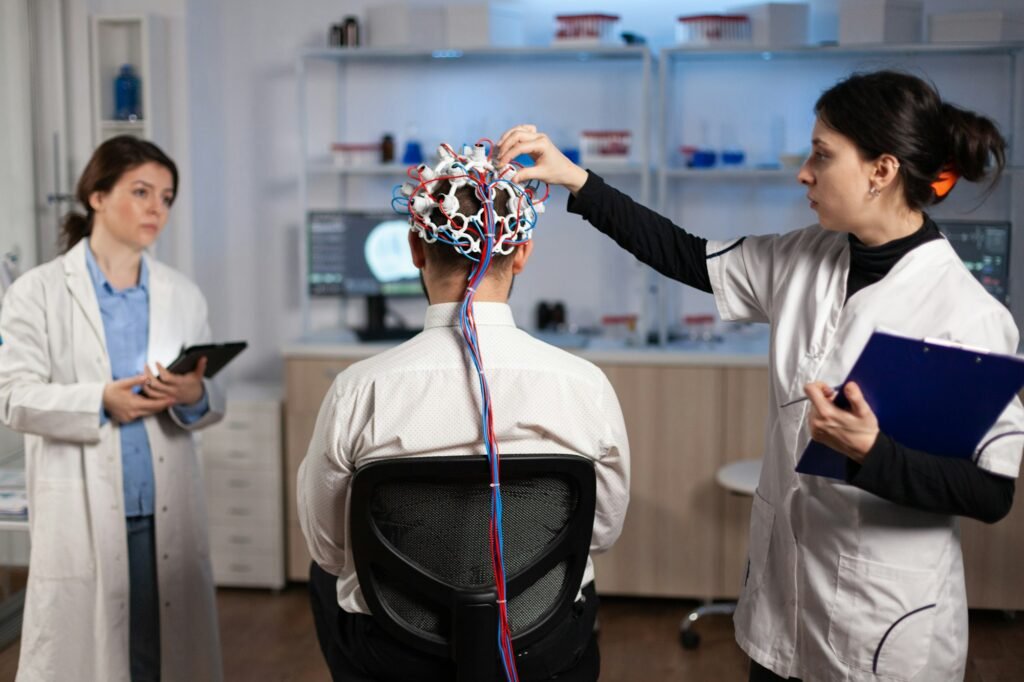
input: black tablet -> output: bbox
[166,342,247,377]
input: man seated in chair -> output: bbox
[297,144,630,682]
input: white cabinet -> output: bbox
[200,384,285,589]
[655,42,1024,337]
[89,15,168,147]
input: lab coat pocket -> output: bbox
[29,479,96,579]
[741,489,775,594]
[827,554,939,681]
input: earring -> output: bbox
[868,186,880,198]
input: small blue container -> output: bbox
[114,64,141,121]
[401,141,423,165]
[688,149,717,168]
[721,149,746,166]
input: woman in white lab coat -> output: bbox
[496,70,1024,682]
[0,136,224,681]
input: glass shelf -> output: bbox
[308,159,649,177]
[662,168,798,180]
[662,42,1024,62]
[100,119,145,130]
[301,45,650,63]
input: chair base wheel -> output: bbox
[680,630,701,649]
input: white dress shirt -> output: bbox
[297,302,630,614]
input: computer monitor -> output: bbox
[308,211,424,340]
[938,220,1011,306]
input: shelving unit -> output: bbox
[89,15,168,147]
[656,42,1024,338]
[296,44,653,336]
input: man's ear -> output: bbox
[408,231,426,269]
[510,240,533,275]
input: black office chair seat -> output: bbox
[350,454,596,681]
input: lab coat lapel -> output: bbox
[62,239,107,353]
[144,253,181,368]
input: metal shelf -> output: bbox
[297,44,654,336]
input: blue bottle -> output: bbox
[114,64,141,121]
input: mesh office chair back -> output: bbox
[350,454,596,680]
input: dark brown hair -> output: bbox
[423,180,517,276]
[60,135,178,252]
[815,70,1006,209]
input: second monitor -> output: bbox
[308,211,424,341]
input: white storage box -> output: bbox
[729,3,809,47]
[366,4,445,49]
[839,0,922,45]
[929,11,1024,43]
[445,2,522,49]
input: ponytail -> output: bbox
[941,102,1006,186]
[60,211,92,252]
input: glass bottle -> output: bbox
[114,64,141,121]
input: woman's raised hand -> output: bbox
[495,125,589,194]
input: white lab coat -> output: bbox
[0,239,224,682]
[707,225,1024,681]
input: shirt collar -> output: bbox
[423,302,516,329]
[84,239,149,293]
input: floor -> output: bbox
[0,586,1021,680]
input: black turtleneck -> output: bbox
[568,171,1014,523]
[845,218,943,300]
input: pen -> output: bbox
[780,384,843,408]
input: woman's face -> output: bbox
[797,118,876,233]
[90,162,174,250]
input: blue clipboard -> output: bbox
[796,331,1024,481]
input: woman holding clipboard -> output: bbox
[497,70,1024,682]
[0,136,224,681]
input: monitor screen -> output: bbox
[939,220,1011,306]
[308,211,422,297]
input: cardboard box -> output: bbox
[730,3,810,47]
[839,0,922,45]
[366,4,445,49]
[929,10,1024,43]
[445,2,523,49]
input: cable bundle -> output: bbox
[393,140,548,681]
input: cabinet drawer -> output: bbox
[202,419,279,448]
[209,523,281,554]
[200,439,278,470]
[206,468,279,498]
[206,481,281,523]
[211,549,284,589]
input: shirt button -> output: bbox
[164,601,170,608]
[159,457,165,463]
[163,554,169,560]
[162,506,168,513]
